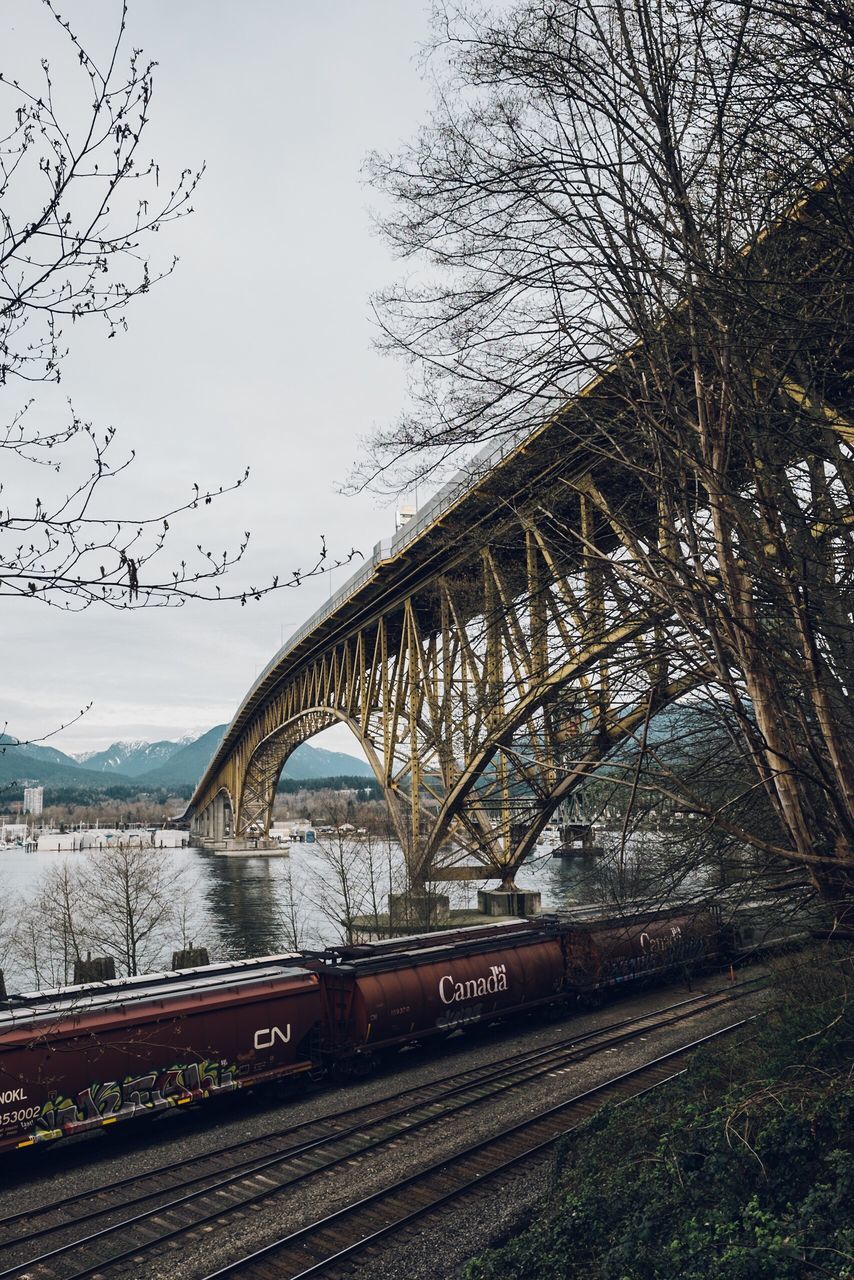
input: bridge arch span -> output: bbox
[183,185,848,897]
[187,459,699,884]
[235,707,406,840]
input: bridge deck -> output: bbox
[193,370,609,804]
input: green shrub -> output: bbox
[465,947,853,1280]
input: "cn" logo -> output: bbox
[254,1025,291,1050]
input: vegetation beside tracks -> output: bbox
[465,946,854,1280]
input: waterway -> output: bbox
[0,832,702,994]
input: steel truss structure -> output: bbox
[188,433,703,887]
[186,173,851,894]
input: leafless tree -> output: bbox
[312,823,370,945]
[355,836,381,938]
[276,858,311,952]
[171,866,207,955]
[364,0,853,916]
[0,892,17,992]
[573,705,790,900]
[12,910,55,991]
[13,860,85,987]
[5,845,196,988]
[1,2,353,621]
[82,841,187,976]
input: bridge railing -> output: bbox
[208,425,539,773]
[277,428,534,661]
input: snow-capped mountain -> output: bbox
[140,728,373,787]
[2,729,373,791]
[73,739,185,778]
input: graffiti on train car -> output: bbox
[611,931,706,980]
[34,1058,238,1136]
[639,924,684,953]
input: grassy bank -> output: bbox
[465,948,853,1280]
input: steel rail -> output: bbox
[0,984,761,1279]
[0,992,738,1262]
[203,1018,755,1280]
[0,979,758,1235]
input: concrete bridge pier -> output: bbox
[477,886,541,917]
[191,791,234,849]
[212,791,233,842]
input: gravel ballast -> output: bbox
[0,971,770,1280]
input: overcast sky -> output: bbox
[2,1,441,761]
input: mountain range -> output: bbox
[0,726,373,792]
[75,737,195,777]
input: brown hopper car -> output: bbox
[0,957,321,1154]
[318,927,565,1064]
[0,907,724,1155]
[561,907,721,991]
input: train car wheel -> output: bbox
[350,1051,377,1077]
[334,1052,377,1081]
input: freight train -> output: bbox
[0,900,793,1156]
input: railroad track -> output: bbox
[206,1019,753,1280]
[0,980,762,1280]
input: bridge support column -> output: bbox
[209,792,235,843]
[478,887,541,918]
[388,890,450,930]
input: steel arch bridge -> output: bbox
[186,392,703,887]
[185,171,850,892]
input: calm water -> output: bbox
[0,834,680,993]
